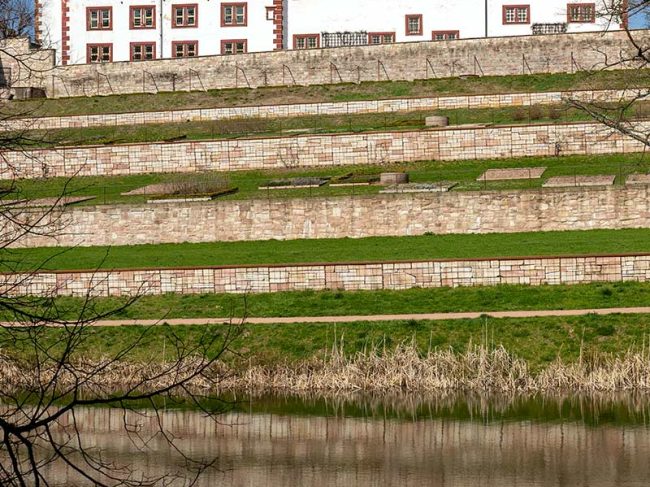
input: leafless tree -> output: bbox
[0,0,32,40]
[0,175,246,486]
[0,25,245,487]
[565,1,650,151]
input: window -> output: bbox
[130,6,155,29]
[293,34,319,49]
[405,14,423,35]
[503,5,530,24]
[172,4,198,27]
[432,30,459,41]
[221,3,247,26]
[266,6,274,21]
[368,32,395,45]
[567,3,595,22]
[87,44,112,63]
[221,39,247,54]
[172,41,198,57]
[130,42,156,61]
[86,7,112,30]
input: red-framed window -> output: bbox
[567,3,596,22]
[86,7,112,30]
[293,34,320,49]
[221,39,247,54]
[265,6,274,20]
[130,42,156,61]
[130,5,156,29]
[503,5,530,24]
[368,32,395,45]
[172,4,198,27]
[432,30,459,41]
[172,40,198,57]
[405,14,423,35]
[87,43,112,63]
[221,3,247,26]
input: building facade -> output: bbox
[36,0,625,65]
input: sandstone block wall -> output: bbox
[2,120,646,180]
[0,37,55,95]
[11,186,650,248]
[29,31,648,98]
[4,254,649,297]
[0,89,634,132]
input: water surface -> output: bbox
[42,393,650,486]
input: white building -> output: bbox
[36,0,625,65]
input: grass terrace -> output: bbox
[2,311,650,371]
[5,69,646,118]
[7,228,650,271]
[14,281,649,321]
[8,102,650,148]
[8,153,650,205]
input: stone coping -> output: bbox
[0,118,639,153]
[543,175,616,187]
[477,167,547,181]
[627,173,650,185]
[4,87,634,122]
[1,196,96,207]
[10,184,638,213]
[14,252,650,276]
[379,182,457,193]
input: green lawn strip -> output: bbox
[2,313,649,371]
[11,153,650,205]
[8,228,650,271]
[8,281,650,321]
[9,102,648,149]
[5,70,640,118]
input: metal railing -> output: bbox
[322,32,368,48]
[532,23,568,35]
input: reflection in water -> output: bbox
[39,393,650,486]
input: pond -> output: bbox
[40,393,650,486]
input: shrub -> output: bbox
[166,173,230,196]
[528,106,543,120]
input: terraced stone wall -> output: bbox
[0,89,634,132]
[4,254,649,297]
[10,186,650,248]
[2,121,646,180]
[21,30,650,98]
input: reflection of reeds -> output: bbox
[4,342,650,394]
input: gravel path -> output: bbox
[5,307,650,327]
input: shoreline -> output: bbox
[4,344,650,394]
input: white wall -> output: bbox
[39,0,63,64]
[288,0,618,45]
[39,0,620,65]
[43,0,276,65]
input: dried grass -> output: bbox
[3,342,650,394]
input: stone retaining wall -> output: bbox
[11,186,650,248]
[2,120,646,180]
[0,37,55,96]
[4,254,649,297]
[23,31,649,98]
[0,89,636,132]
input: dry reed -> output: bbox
[3,342,650,394]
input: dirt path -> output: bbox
[5,307,650,327]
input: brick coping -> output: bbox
[8,87,629,121]
[2,118,640,153]
[12,252,650,276]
